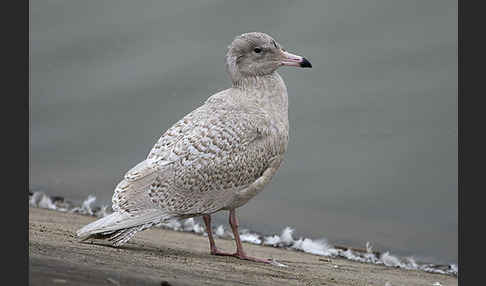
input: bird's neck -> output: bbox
[232,72,283,89]
[233,72,289,127]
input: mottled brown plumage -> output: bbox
[77,32,311,262]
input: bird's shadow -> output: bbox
[78,238,212,260]
[77,237,291,268]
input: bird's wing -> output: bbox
[144,102,286,215]
[110,103,214,215]
[112,96,286,217]
[111,159,161,213]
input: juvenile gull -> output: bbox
[77,32,312,263]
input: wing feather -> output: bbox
[113,94,287,216]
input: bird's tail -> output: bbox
[76,209,171,247]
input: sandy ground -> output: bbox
[29,207,457,286]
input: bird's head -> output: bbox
[226,32,312,84]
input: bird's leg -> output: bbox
[228,209,271,264]
[202,214,233,256]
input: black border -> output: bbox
[6,0,28,284]
[459,0,484,285]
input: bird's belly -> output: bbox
[224,154,284,210]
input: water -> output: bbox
[30,0,457,265]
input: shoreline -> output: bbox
[29,207,457,285]
[29,191,458,274]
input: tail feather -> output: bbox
[108,227,142,246]
[85,223,154,247]
[76,209,171,246]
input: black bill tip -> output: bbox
[300,57,312,68]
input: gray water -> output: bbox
[29,0,457,264]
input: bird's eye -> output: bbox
[253,48,262,53]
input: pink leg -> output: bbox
[228,209,271,264]
[202,214,233,256]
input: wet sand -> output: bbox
[29,207,457,286]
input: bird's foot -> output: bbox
[232,251,272,264]
[210,248,271,263]
[210,248,235,257]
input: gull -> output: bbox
[77,32,312,263]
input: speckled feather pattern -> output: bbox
[113,72,289,218]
